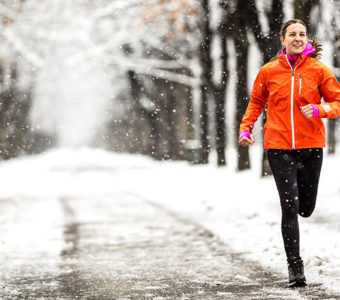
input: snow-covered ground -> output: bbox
[0,146,339,294]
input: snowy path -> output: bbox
[0,192,338,299]
[0,148,340,299]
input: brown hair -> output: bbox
[270,19,322,61]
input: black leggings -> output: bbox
[267,148,323,259]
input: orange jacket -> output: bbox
[240,55,340,149]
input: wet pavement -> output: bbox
[1,192,340,299]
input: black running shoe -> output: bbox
[288,257,307,287]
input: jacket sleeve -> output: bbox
[316,66,340,119]
[239,68,269,132]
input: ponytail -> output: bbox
[309,36,322,60]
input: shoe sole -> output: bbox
[289,280,307,288]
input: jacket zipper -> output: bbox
[299,74,302,95]
[285,55,302,149]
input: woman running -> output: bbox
[239,19,340,287]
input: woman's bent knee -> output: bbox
[298,210,313,218]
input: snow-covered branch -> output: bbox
[110,56,199,87]
[0,29,44,67]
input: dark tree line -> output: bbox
[0,62,30,159]
[0,1,54,161]
[0,60,54,160]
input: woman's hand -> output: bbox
[300,104,317,118]
[239,134,255,147]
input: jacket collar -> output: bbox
[278,54,307,69]
[278,42,315,69]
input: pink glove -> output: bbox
[238,131,251,142]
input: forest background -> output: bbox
[0,0,339,175]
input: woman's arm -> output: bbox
[315,66,340,119]
[239,69,269,141]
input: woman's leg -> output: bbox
[267,150,300,259]
[296,148,323,218]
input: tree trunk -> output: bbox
[328,118,336,154]
[170,80,191,161]
[215,87,226,166]
[242,0,284,175]
[126,70,156,156]
[214,6,229,167]
[328,27,340,155]
[166,85,176,160]
[294,0,320,36]
[329,28,340,154]
[261,112,271,176]
[0,63,32,160]
[198,0,213,164]
[234,15,250,171]
[199,85,209,163]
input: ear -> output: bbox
[280,36,285,46]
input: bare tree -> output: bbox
[197,0,212,164]
[230,0,251,171]
[330,4,340,154]
[294,0,320,35]
[232,0,283,174]
[0,62,33,159]
[329,30,340,154]
[0,1,41,159]
[196,0,229,166]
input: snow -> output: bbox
[0,146,340,294]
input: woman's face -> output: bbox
[281,23,307,55]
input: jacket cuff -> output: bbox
[311,104,319,117]
[238,131,251,142]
